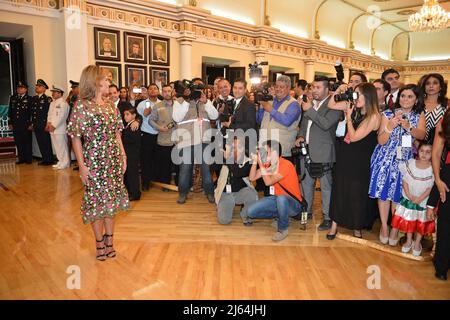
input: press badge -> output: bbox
[269,186,275,195]
[226,185,232,193]
[397,146,402,160]
[402,135,412,148]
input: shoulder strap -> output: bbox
[276,182,302,204]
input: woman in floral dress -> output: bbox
[369,84,426,245]
[68,65,129,261]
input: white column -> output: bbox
[180,39,192,80]
[60,5,89,92]
[305,61,315,83]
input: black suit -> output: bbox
[229,96,256,132]
[31,94,53,163]
[123,123,141,199]
[8,94,32,162]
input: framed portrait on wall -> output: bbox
[94,27,120,61]
[149,36,170,66]
[124,32,147,64]
[96,62,122,87]
[125,65,147,88]
[150,67,170,92]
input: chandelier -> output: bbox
[408,0,449,32]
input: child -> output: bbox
[122,106,142,201]
[388,142,435,256]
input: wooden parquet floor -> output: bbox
[0,160,449,299]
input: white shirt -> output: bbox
[173,99,218,123]
[386,89,399,106]
[137,98,161,134]
[306,99,326,144]
[47,97,69,134]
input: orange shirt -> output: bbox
[274,157,302,201]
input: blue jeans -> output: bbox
[178,144,214,196]
[246,195,301,231]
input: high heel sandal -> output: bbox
[104,234,116,258]
[326,229,338,241]
[96,238,107,261]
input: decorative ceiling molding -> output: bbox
[1,0,448,76]
[391,31,411,61]
[313,0,328,40]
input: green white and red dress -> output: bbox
[391,159,435,235]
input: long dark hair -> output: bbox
[419,73,448,108]
[393,84,422,114]
[355,82,379,121]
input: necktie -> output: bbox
[388,94,394,110]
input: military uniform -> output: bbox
[48,85,70,170]
[8,82,32,164]
[31,79,54,164]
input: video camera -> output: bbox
[173,79,206,101]
[254,83,273,104]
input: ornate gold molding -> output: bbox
[2,0,449,76]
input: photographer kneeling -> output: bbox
[243,140,303,242]
[215,138,258,225]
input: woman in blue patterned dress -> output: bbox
[369,84,426,244]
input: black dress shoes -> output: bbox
[129,196,141,202]
[318,219,332,231]
[15,160,25,164]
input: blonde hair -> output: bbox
[79,65,107,101]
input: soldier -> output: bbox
[47,85,70,170]
[67,80,79,116]
[30,79,54,165]
[8,81,32,164]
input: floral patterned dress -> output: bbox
[368,110,420,203]
[67,100,129,224]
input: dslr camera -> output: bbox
[329,61,345,92]
[254,83,273,104]
[291,141,308,158]
[218,99,235,123]
[334,87,359,102]
[174,79,206,101]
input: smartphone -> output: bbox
[133,88,142,94]
[145,101,151,109]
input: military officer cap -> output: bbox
[69,80,79,88]
[50,85,64,94]
[16,81,28,88]
[36,79,49,89]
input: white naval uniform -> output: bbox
[47,97,70,169]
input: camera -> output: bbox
[291,141,308,158]
[174,79,206,101]
[166,121,175,129]
[219,99,235,123]
[334,87,359,102]
[254,83,273,103]
[329,61,345,92]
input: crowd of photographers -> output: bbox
[9,65,450,278]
